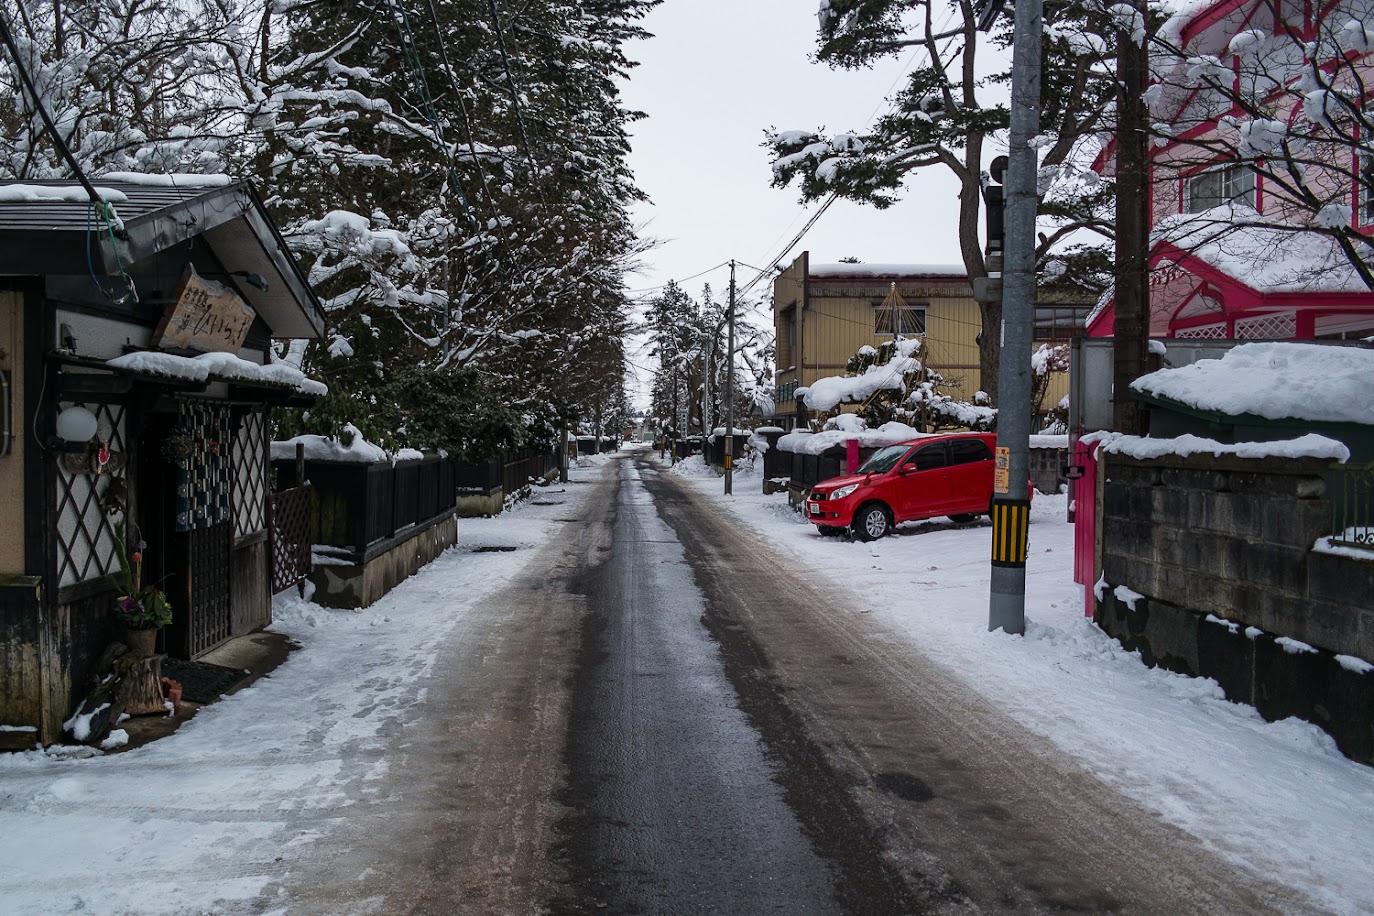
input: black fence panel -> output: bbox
[271,453,457,560]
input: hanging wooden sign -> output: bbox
[154,265,257,354]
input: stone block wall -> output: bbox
[1095,453,1374,764]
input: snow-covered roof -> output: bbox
[1153,206,1374,294]
[107,351,327,397]
[808,263,966,279]
[0,178,325,339]
[1130,341,1374,426]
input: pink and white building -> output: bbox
[1088,0,1374,342]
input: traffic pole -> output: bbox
[987,0,1041,635]
[724,260,737,496]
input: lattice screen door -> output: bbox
[179,399,233,656]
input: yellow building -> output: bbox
[772,252,1078,424]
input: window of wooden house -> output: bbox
[779,304,797,368]
[874,302,927,336]
[1032,304,1091,342]
[1184,162,1256,212]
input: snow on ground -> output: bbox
[0,454,616,916]
[669,452,1374,914]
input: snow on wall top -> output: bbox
[1099,432,1351,463]
[808,263,966,279]
[271,424,388,463]
[1131,342,1374,426]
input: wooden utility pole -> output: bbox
[1114,3,1151,436]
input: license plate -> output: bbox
[808,502,821,515]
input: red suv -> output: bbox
[805,432,1017,541]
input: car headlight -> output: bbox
[831,483,859,500]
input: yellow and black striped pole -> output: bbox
[990,498,1031,568]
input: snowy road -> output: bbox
[1,447,1364,914]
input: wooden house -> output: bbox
[0,177,325,747]
[772,253,1081,425]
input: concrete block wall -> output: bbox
[1096,452,1374,764]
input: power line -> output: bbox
[0,8,137,303]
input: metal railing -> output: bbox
[1330,462,1374,550]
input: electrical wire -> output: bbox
[0,9,138,303]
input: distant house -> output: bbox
[0,177,325,746]
[1088,0,1374,342]
[772,252,1083,424]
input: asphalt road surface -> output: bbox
[289,453,1304,915]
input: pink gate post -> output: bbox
[1071,438,1099,617]
[846,438,860,474]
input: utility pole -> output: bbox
[724,261,737,495]
[986,0,1041,635]
[1114,0,1151,436]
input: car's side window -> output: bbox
[947,439,992,466]
[906,444,948,472]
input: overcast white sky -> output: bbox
[618,0,969,306]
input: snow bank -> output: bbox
[1132,342,1374,426]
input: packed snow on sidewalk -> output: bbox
[670,453,1374,914]
[0,465,608,916]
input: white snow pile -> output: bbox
[108,351,328,396]
[1153,206,1374,292]
[271,423,389,463]
[801,338,923,411]
[777,420,928,456]
[0,184,128,203]
[1099,432,1350,463]
[1131,341,1374,426]
[99,172,233,188]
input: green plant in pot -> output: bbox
[111,522,173,657]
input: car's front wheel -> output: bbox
[852,502,891,541]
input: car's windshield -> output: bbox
[857,444,910,475]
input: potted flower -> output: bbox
[110,522,173,657]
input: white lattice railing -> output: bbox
[1174,322,1227,339]
[1235,312,1296,340]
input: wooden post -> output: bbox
[846,438,859,475]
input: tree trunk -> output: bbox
[116,655,165,717]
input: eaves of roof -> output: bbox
[0,179,324,339]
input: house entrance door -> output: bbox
[140,399,235,658]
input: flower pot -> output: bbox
[122,627,158,658]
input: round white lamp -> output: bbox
[55,405,99,444]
